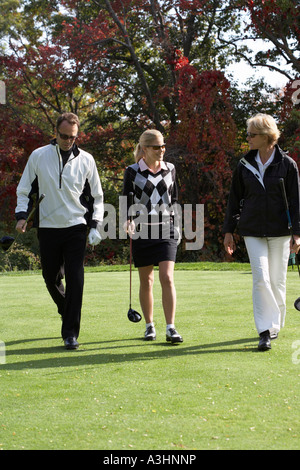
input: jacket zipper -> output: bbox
[56,145,63,189]
[56,144,77,189]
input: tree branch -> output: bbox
[90,0,164,131]
[217,32,294,81]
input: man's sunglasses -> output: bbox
[58,131,78,141]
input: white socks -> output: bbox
[166,324,175,332]
[146,323,176,332]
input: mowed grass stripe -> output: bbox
[0,269,300,450]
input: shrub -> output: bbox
[0,244,41,271]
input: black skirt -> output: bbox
[132,222,178,268]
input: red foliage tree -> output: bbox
[279,80,300,166]
[167,60,236,259]
[0,105,47,229]
[2,0,298,264]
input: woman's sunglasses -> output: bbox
[146,144,166,150]
[247,133,262,138]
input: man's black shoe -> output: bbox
[258,331,271,351]
[64,337,79,350]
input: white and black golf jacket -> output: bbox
[15,141,104,229]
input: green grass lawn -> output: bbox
[1,263,300,450]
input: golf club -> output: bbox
[0,193,45,253]
[127,191,142,323]
[279,178,300,311]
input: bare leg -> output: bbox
[159,260,176,324]
[138,265,154,323]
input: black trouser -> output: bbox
[38,224,87,339]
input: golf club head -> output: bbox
[294,297,300,311]
[127,307,142,323]
[0,236,15,252]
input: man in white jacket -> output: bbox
[15,113,104,350]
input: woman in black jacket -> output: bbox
[223,114,300,351]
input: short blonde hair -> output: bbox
[134,129,164,162]
[247,113,280,145]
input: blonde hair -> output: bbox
[247,113,280,145]
[133,129,164,162]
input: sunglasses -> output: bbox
[146,144,166,150]
[58,131,78,141]
[247,133,262,138]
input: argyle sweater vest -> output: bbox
[123,161,178,222]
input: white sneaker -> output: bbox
[166,328,183,344]
[144,325,156,341]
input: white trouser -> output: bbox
[244,236,290,336]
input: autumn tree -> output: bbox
[240,0,300,176]
[240,0,299,79]
[0,106,46,230]
[1,0,298,262]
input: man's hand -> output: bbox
[88,228,102,246]
[16,219,27,234]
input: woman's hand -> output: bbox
[224,233,236,255]
[290,235,300,254]
[124,220,136,236]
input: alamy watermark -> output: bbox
[0,80,5,105]
[292,340,300,365]
[99,198,204,251]
[291,80,300,105]
[0,340,5,364]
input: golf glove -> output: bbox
[88,228,102,246]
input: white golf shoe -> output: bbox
[166,328,183,344]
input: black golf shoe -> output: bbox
[144,325,156,341]
[64,337,79,350]
[258,331,271,351]
[166,328,183,344]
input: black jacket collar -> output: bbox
[243,144,285,168]
[50,138,80,157]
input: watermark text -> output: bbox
[0,81,5,105]
[0,340,5,364]
[292,340,300,365]
[99,198,204,251]
[291,80,300,105]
